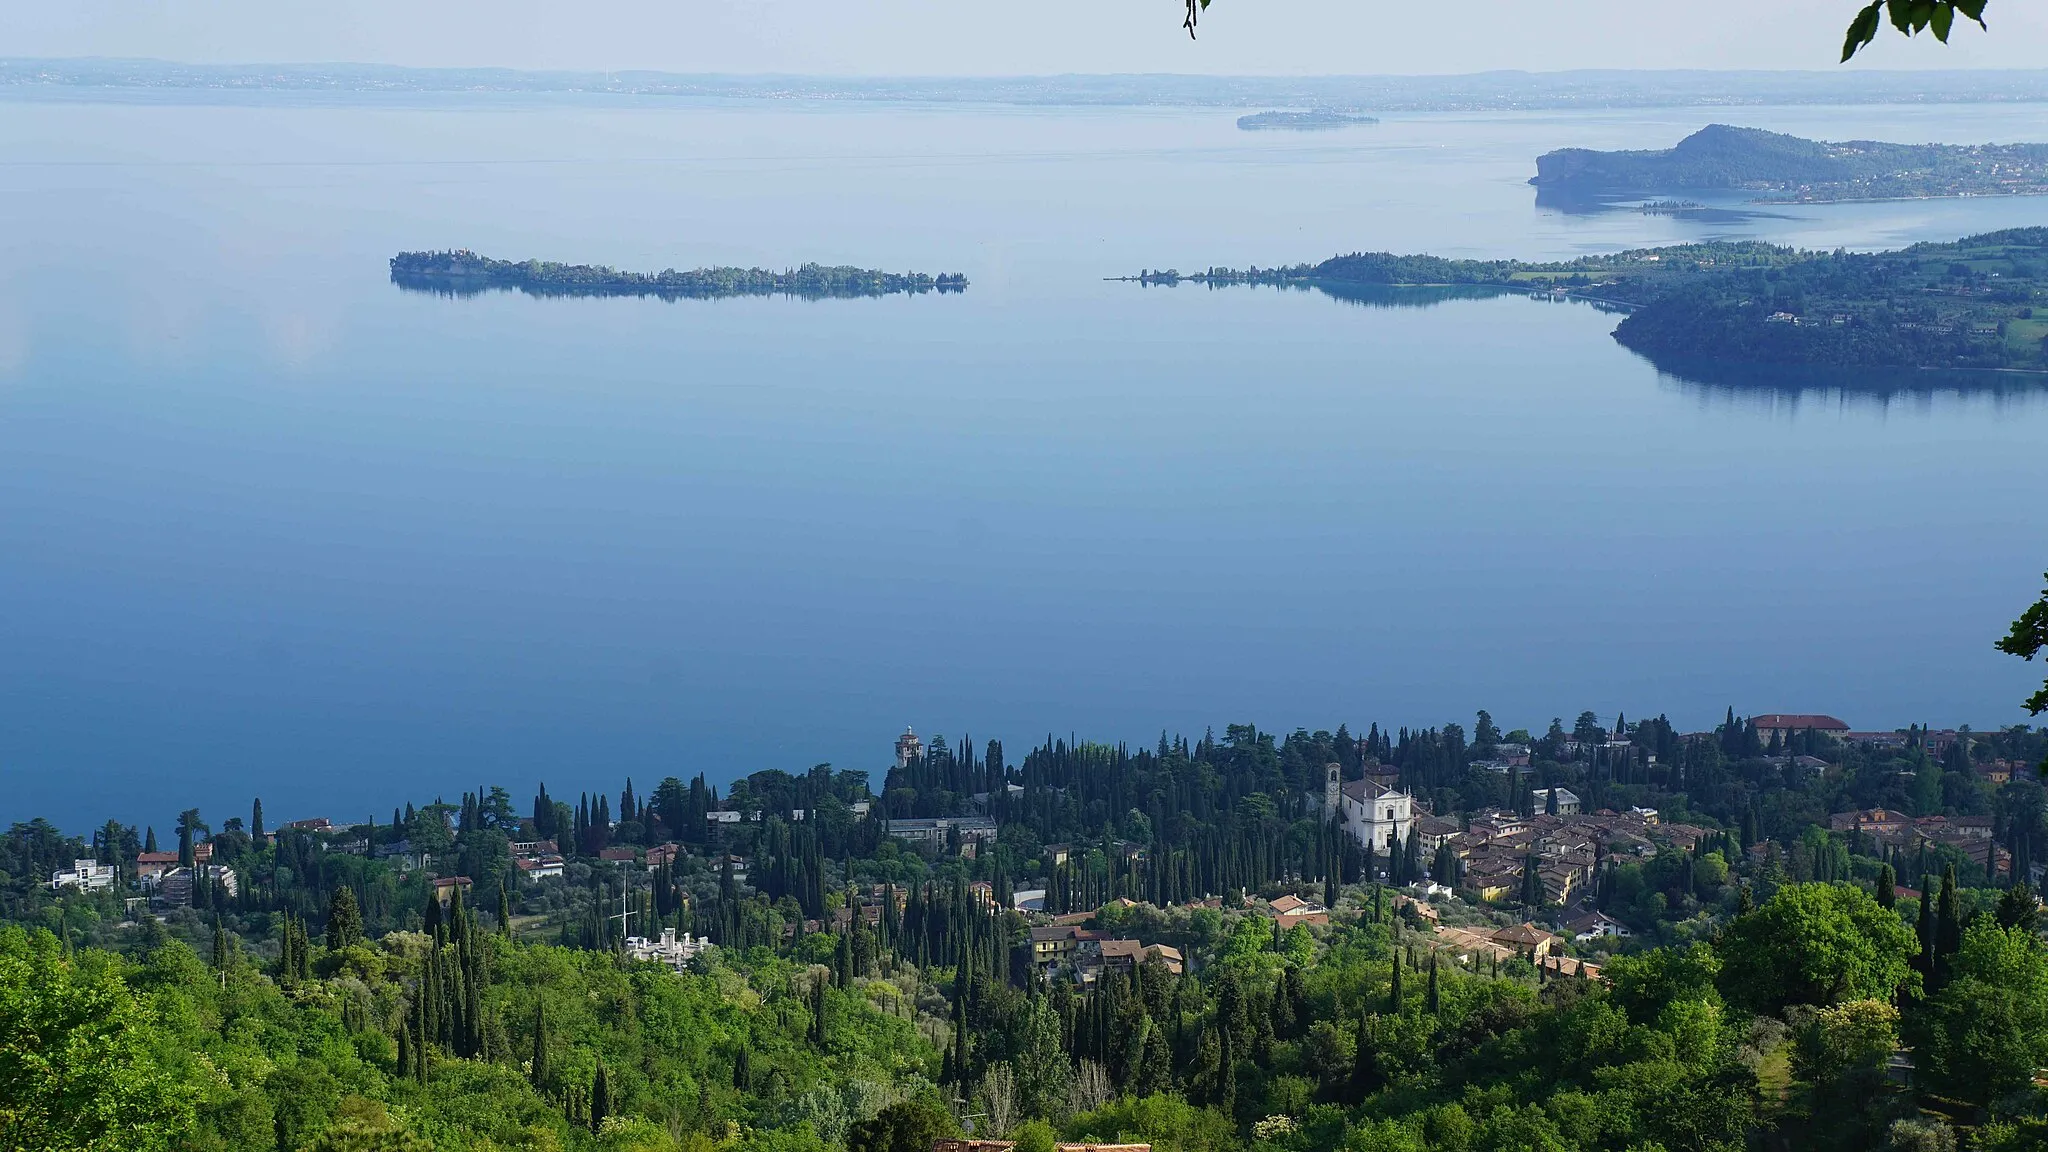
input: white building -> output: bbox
[625,928,713,971]
[1324,765,1414,853]
[514,856,565,882]
[50,859,115,892]
[1531,787,1582,816]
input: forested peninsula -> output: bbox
[1236,110,1379,131]
[1129,228,2048,373]
[390,250,968,301]
[1531,124,2048,202]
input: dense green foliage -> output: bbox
[9,710,2048,1149]
[389,251,967,301]
[1531,124,2048,202]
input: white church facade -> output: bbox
[1323,764,1414,852]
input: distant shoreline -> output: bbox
[13,59,2048,112]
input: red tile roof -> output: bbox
[1751,714,1849,731]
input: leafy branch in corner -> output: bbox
[1998,571,2048,773]
[1174,1,1991,60]
[1842,0,1988,60]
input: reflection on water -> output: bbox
[1645,356,2048,408]
[1532,183,1793,225]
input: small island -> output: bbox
[1122,228,2048,373]
[1236,109,1379,131]
[389,250,966,300]
[1531,124,2048,203]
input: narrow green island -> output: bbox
[390,249,967,300]
[1236,109,1379,131]
[1532,124,2048,203]
[1125,228,2048,373]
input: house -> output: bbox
[644,843,685,869]
[50,859,115,892]
[1264,893,1329,928]
[598,847,638,864]
[1530,788,1581,817]
[1012,888,1047,912]
[508,839,560,856]
[134,851,179,882]
[707,810,743,825]
[1393,893,1440,922]
[431,876,475,905]
[1413,815,1461,851]
[1628,807,1660,825]
[625,927,713,971]
[1751,714,1850,744]
[1829,808,1911,837]
[1490,922,1561,960]
[883,816,998,845]
[1097,939,1184,976]
[1029,925,1099,966]
[1325,766,1415,855]
[157,865,239,906]
[515,856,565,881]
[282,818,334,833]
[1567,910,1631,942]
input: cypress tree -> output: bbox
[1934,865,1962,986]
[1351,1013,1382,1097]
[1875,863,1896,909]
[145,826,157,853]
[1389,954,1403,1013]
[498,880,513,938]
[212,916,230,972]
[1426,951,1440,1014]
[530,1002,550,1087]
[733,1043,751,1090]
[251,797,264,843]
[589,1062,611,1133]
[326,884,364,951]
[1916,886,1936,975]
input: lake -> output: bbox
[3,92,2046,831]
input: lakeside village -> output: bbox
[24,711,2046,986]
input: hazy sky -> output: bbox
[12,0,2048,75]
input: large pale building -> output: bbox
[1324,764,1414,853]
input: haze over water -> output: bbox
[3,92,2047,830]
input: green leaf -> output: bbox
[1842,2,1885,59]
[1890,0,1921,33]
[1954,0,1989,26]
[1931,1,1955,40]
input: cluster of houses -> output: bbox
[1438,804,1709,909]
[1827,807,2006,879]
[49,844,243,908]
[1026,921,1185,984]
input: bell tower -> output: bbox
[1325,763,1342,816]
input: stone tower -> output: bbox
[895,726,923,770]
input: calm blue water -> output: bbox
[4,93,2047,832]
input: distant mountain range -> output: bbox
[1531,125,2048,202]
[13,59,2048,112]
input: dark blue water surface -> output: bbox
[4,94,2047,831]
